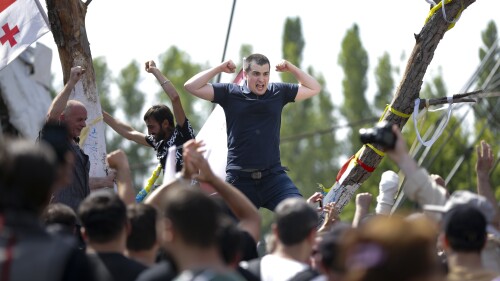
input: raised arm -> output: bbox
[46,66,85,122]
[106,149,136,205]
[184,60,236,101]
[102,111,148,146]
[475,140,500,228]
[386,125,447,207]
[145,60,187,127]
[275,60,321,101]
[352,192,373,228]
[183,139,261,242]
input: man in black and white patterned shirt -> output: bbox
[103,60,195,173]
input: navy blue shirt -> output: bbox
[212,82,298,171]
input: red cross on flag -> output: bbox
[0,0,50,71]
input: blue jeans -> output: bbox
[226,170,303,211]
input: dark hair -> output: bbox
[164,188,220,248]
[0,138,57,213]
[127,203,158,251]
[244,54,270,73]
[318,222,352,273]
[443,205,487,253]
[217,216,244,264]
[38,121,71,165]
[143,104,174,129]
[274,198,318,246]
[78,190,127,243]
[43,203,78,228]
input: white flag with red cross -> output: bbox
[0,0,50,71]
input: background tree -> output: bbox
[338,24,372,155]
[156,47,206,132]
[93,56,122,162]
[475,20,500,198]
[279,17,340,218]
[374,52,395,113]
[107,61,152,189]
[94,57,114,115]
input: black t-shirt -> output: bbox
[212,82,298,171]
[61,248,96,281]
[240,230,258,262]
[136,260,177,281]
[87,252,147,281]
[145,119,195,172]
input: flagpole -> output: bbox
[216,0,237,83]
[34,0,50,28]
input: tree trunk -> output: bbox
[45,0,108,178]
[326,0,477,212]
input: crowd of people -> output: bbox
[1,54,499,281]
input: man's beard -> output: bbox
[154,128,167,142]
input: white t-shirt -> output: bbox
[259,254,309,281]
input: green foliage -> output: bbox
[116,61,146,118]
[157,46,207,132]
[474,20,500,202]
[277,17,340,229]
[374,52,395,112]
[112,61,152,190]
[93,57,114,115]
[338,24,372,154]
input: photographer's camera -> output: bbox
[359,121,396,150]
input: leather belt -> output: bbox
[230,169,272,180]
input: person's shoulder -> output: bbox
[174,269,245,281]
[136,261,177,281]
[268,82,298,93]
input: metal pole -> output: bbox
[216,0,237,83]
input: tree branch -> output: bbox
[326,0,477,213]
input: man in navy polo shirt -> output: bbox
[184,53,322,211]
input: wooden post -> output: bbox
[46,0,108,178]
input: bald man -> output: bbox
[39,66,115,213]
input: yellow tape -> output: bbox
[79,116,104,147]
[366,144,386,157]
[144,164,162,193]
[384,104,412,119]
[424,0,464,31]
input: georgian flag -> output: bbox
[0,0,50,71]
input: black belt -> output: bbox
[229,169,273,180]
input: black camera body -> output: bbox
[359,121,396,150]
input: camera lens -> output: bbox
[358,122,396,150]
[359,128,376,144]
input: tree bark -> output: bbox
[328,0,477,212]
[45,0,108,178]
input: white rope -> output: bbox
[413,97,454,147]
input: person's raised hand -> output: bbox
[476,140,494,176]
[106,149,130,171]
[307,192,324,212]
[69,66,85,84]
[386,124,408,164]
[145,60,158,73]
[220,60,236,74]
[275,60,291,72]
[355,192,373,210]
